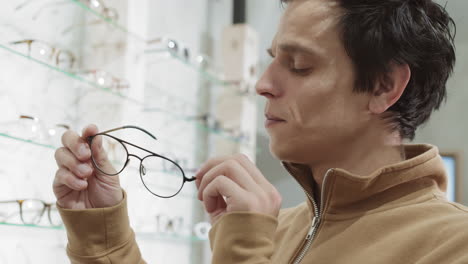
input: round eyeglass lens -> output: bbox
[56,50,75,70]
[21,200,45,225]
[48,204,63,227]
[140,156,185,197]
[90,134,128,175]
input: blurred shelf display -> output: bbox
[0,43,252,146]
[2,1,257,262]
[68,0,146,42]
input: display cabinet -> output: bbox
[0,0,257,263]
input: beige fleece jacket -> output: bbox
[59,144,468,263]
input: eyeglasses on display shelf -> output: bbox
[0,115,70,147]
[87,125,197,198]
[9,39,76,70]
[145,38,255,96]
[0,199,62,227]
[61,1,120,35]
[154,214,211,240]
[145,37,222,78]
[74,69,130,92]
[15,0,118,21]
[74,0,118,21]
[147,37,191,62]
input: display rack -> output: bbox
[0,43,253,147]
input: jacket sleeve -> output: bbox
[209,212,278,263]
[57,191,146,264]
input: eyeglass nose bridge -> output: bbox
[126,154,148,176]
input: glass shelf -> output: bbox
[0,222,207,242]
[0,222,62,230]
[69,0,247,94]
[0,43,253,147]
[68,0,146,43]
[0,132,56,150]
[145,49,230,87]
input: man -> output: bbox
[54,0,468,263]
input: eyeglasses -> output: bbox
[0,115,70,146]
[147,37,191,62]
[79,0,118,21]
[16,0,118,22]
[0,199,62,227]
[87,126,196,198]
[9,39,76,70]
[74,69,130,91]
[61,0,120,35]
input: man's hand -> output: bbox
[53,124,123,209]
[196,154,282,224]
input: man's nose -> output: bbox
[255,65,281,99]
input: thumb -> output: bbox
[83,124,120,175]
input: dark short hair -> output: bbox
[281,0,456,140]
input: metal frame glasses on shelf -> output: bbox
[74,69,130,91]
[16,0,118,21]
[87,125,196,198]
[9,39,76,69]
[0,199,62,227]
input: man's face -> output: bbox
[256,0,373,164]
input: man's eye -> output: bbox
[290,68,311,75]
[267,49,275,58]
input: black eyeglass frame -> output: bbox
[87,125,196,198]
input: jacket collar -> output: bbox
[281,144,448,218]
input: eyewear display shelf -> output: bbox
[70,0,238,90]
[0,43,255,148]
[0,222,206,242]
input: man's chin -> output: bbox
[269,141,293,161]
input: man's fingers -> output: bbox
[195,154,269,190]
[81,124,99,139]
[54,167,88,191]
[195,156,227,188]
[55,147,93,179]
[197,159,259,201]
[202,176,246,213]
[231,154,271,186]
[61,130,91,162]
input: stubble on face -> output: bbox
[266,0,371,164]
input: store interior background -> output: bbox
[0,0,465,263]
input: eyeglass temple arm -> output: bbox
[186,176,197,182]
[9,40,33,45]
[0,200,21,204]
[99,125,157,140]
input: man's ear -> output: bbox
[369,63,411,114]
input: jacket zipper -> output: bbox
[288,168,334,264]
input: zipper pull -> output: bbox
[305,216,320,240]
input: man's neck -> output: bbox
[310,128,405,197]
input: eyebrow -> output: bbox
[278,43,321,58]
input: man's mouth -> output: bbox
[265,113,286,128]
